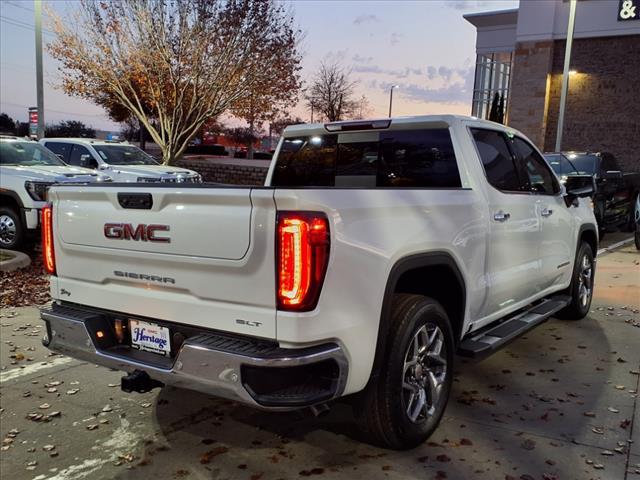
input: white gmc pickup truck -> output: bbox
[40,115,598,449]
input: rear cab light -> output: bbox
[277,212,330,311]
[41,204,56,275]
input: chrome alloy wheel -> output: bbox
[0,214,17,246]
[402,323,447,424]
[577,254,593,308]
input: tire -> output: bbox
[557,242,595,320]
[627,192,640,233]
[0,206,25,250]
[353,294,454,450]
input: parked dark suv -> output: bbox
[545,152,640,236]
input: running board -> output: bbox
[457,295,571,359]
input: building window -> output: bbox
[471,52,513,122]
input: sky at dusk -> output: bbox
[0,0,518,133]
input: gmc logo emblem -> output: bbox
[104,223,170,243]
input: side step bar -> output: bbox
[458,295,571,359]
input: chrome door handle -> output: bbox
[541,208,553,217]
[493,211,511,222]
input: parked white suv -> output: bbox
[40,116,598,449]
[39,138,201,183]
[0,136,108,249]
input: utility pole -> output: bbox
[388,85,399,118]
[555,0,577,152]
[34,0,45,139]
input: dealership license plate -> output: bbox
[129,319,171,356]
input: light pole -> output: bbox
[34,0,44,139]
[555,0,577,152]
[388,85,399,118]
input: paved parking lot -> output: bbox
[1,242,638,480]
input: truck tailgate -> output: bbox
[49,185,277,338]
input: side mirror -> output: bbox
[80,154,97,169]
[564,174,595,207]
[603,170,623,181]
[55,153,64,160]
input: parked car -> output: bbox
[39,138,202,183]
[545,151,640,235]
[0,135,109,250]
[184,144,229,156]
[40,115,597,449]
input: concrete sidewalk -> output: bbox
[0,246,638,480]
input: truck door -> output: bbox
[470,128,543,320]
[512,136,573,291]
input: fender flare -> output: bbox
[370,252,466,380]
[577,223,598,257]
[0,190,28,228]
[0,189,25,210]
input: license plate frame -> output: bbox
[129,319,171,357]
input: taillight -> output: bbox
[277,212,330,311]
[41,204,56,275]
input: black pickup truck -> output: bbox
[545,152,640,235]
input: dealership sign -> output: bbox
[618,0,639,21]
[28,107,38,138]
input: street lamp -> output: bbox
[388,85,399,118]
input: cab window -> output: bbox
[68,145,96,168]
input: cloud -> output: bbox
[353,14,380,25]
[445,1,496,11]
[353,64,388,75]
[390,32,403,46]
[352,64,422,78]
[394,66,476,104]
[353,54,373,64]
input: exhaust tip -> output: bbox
[309,403,331,418]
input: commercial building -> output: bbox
[465,0,640,171]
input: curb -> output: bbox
[0,249,31,272]
[597,237,635,257]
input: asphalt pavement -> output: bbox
[1,241,638,480]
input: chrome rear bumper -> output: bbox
[40,303,348,409]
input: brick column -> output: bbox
[507,41,555,149]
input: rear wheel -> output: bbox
[627,192,640,233]
[557,242,595,320]
[0,207,24,250]
[353,294,454,450]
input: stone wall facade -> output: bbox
[176,158,269,185]
[508,35,640,173]
[543,35,640,173]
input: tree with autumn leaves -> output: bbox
[48,0,302,164]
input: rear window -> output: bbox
[271,128,461,188]
[564,154,598,175]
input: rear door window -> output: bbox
[471,128,522,192]
[512,137,559,195]
[43,142,71,163]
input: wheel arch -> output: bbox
[578,223,598,258]
[370,252,466,381]
[0,190,25,211]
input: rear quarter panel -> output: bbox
[274,188,488,394]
